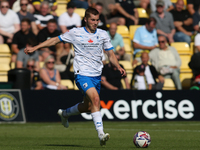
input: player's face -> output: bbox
[0,2,9,15]
[21,22,30,32]
[85,14,99,33]
[20,0,28,12]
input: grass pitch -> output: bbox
[0,121,200,150]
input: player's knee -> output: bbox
[92,96,100,107]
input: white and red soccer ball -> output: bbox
[133,131,151,148]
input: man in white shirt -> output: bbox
[58,2,81,33]
[24,7,126,146]
[0,0,20,44]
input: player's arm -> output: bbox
[24,37,60,54]
[105,50,126,77]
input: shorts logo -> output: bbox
[83,83,88,88]
[0,93,19,121]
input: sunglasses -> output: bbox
[20,3,28,6]
[1,6,9,8]
[47,61,54,64]
[27,65,34,68]
[158,40,165,43]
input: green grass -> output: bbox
[0,121,200,150]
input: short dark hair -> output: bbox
[21,18,31,25]
[67,1,75,9]
[84,7,99,19]
[146,17,157,25]
[27,37,38,47]
[47,19,57,24]
[95,2,103,7]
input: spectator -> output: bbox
[115,0,139,27]
[58,2,81,33]
[71,0,91,9]
[134,0,150,10]
[26,58,43,90]
[133,17,158,65]
[150,0,174,12]
[17,0,38,35]
[149,35,182,90]
[194,23,200,52]
[40,55,67,90]
[187,0,200,15]
[56,43,74,83]
[12,0,34,14]
[150,0,175,44]
[170,0,194,44]
[193,5,200,31]
[11,18,36,62]
[107,22,131,61]
[37,19,62,61]
[131,52,164,90]
[101,53,130,90]
[0,0,20,44]
[34,1,54,31]
[82,2,107,30]
[16,37,40,71]
[32,0,57,15]
[131,64,151,90]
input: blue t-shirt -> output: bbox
[107,31,124,52]
[133,25,158,55]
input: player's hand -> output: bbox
[24,47,36,55]
[118,66,126,77]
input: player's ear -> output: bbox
[84,17,87,23]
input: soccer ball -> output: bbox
[133,131,151,148]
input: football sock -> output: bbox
[63,103,80,117]
[91,111,104,137]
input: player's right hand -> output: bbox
[24,47,35,55]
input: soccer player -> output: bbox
[24,7,126,146]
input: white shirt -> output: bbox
[58,12,81,29]
[0,9,20,33]
[34,14,54,27]
[134,75,147,90]
[195,33,200,46]
[145,65,155,84]
[59,27,114,76]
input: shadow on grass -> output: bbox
[45,144,81,147]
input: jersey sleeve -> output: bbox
[133,28,141,43]
[58,29,73,43]
[103,31,114,51]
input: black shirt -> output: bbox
[170,9,194,32]
[37,27,60,52]
[187,0,200,12]
[115,0,135,17]
[32,70,41,89]
[101,64,125,89]
[12,30,36,49]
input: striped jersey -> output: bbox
[58,27,113,77]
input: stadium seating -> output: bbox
[190,42,195,53]
[0,44,11,57]
[163,78,176,90]
[129,25,141,40]
[123,37,131,46]
[61,79,74,89]
[180,72,193,89]
[74,8,86,19]
[0,75,8,82]
[171,42,192,55]
[40,62,44,68]
[119,60,133,74]
[117,25,130,38]
[55,4,66,16]
[10,62,15,69]
[137,8,149,18]
[179,55,192,72]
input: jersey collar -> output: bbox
[84,27,97,34]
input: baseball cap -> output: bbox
[156,0,164,6]
[67,2,75,9]
[136,64,145,72]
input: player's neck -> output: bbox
[85,26,96,33]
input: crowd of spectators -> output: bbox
[1,0,200,90]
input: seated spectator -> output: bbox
[134,0,150,10]
[32,0,57,15]
[107,22,131,61]
[170,0,194,44]
[187,0,200,15]
[11,18,36,62]
[40,55,67,90]
[149,35,182,90]
[0,0,20,44]
[150,0,175,44]
[56,43,74,82]
[82,2,107,30]
[26,58,43,90]
[194,24,200,52]
[150,0,174,12]
[34,1,54,31]
[17,0,38,35]
[133,17,158,65]
[16,37,40,71]
[131,64,151,90]
[12,0,35,14]
[71,0,91,9]
[37,19,62,61]
[101,53,130,90]
[58,2,81,33]
[193,5,200,31]
[131,52,164,90]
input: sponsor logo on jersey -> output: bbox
[0,93,19,121]
[88,39,93,43]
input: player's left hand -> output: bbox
[118,67,126,77]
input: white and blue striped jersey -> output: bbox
[58,27,114,77]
